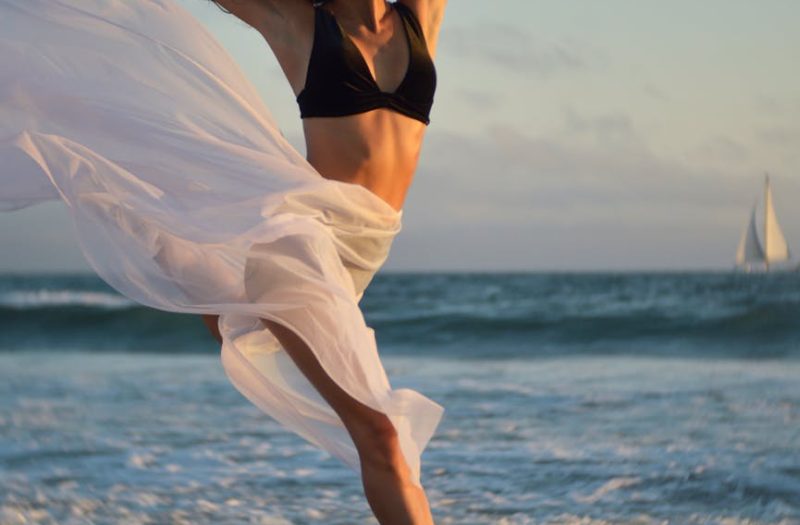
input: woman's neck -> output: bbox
[328,0,392,34]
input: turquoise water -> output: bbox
[0,273,799,523]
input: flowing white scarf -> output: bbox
[0,0,443,487]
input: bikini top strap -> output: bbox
[392,2,426,43]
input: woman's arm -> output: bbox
[208,0,315,96]
[210,0,300,32]
[397,0,448,59]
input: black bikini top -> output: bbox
[296,2,437,125]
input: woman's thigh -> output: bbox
[259,318,397,443]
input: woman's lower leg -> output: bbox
[259,318,435,525]
[349,415,435,525]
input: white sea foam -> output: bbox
[0,290,134,309]
[572,477,642,504]
[127,453,157,470]
[2,352,798,524]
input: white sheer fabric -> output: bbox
[0,0,443,487]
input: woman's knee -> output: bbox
[259,317,408,473]
[350,412,407,473]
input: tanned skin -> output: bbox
[201,1,447,523]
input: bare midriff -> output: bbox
[302,109,427,213]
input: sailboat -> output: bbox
[735,174,793,272]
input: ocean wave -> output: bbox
[2,273,800,357]
[0,290,135,309]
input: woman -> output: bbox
[0,0,447,523]
[206,0,448,522]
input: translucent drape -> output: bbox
[0,0,443,487]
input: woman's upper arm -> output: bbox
[397,0,448,59]
[210,0,314,95]
[211,0,273,29]
[211,0,306,34]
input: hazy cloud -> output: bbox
[441,23,597,78]
[687,136,749,166]
[757,126,800,148]
[409,113,764,232]
[454,88,504,111]
[753,94,800,116]
[560,106,640,147]
[642,83,669,102]
[396,120,781,271]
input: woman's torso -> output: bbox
[239,1,441,212]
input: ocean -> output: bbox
[0,272,798,524]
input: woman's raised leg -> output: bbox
[201,314,222,344]
[259,318,435,525]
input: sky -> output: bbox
[1,0,799,272]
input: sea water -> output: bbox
[0,272,798,524]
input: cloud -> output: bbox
[757,126,800,148]
[687,136,749,166]
[440,23,598,78]
[408,110,766,230]
[753,94,800,116]
[394,115,795,270]
[642,83,669,102]
[560,106,640,147]
[454,88,504,111]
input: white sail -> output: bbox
[736,204,765,265]
[763,176,790,263]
